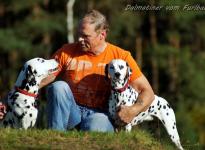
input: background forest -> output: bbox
[0,0,205,149]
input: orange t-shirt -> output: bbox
[52,42,142,110]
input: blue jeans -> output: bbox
[46,81,114,132]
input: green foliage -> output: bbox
[0,29,32,53]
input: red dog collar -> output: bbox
[111,82,129,93]
[15,86,38,98]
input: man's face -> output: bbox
[78,22,102,53]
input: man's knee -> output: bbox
[81,113,114,132]
[46,81,74,105]
[47,81,70,93]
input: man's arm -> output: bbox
[39,74,57,89]
[117,74,155,124]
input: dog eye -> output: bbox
[110,66,114,70]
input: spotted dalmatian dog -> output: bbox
[106,59,183,150]
[0,58,58,129]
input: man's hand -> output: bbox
[0,102,6,120]
[116,105,139,124]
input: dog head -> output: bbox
[15,58,59,93]
[106,59,132,89]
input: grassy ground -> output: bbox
[0,128,176,150]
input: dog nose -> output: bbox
[114,72,120,78]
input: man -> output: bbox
[1,10,154,132]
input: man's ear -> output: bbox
[100,30,107,40]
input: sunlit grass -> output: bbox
[0,128,177,150]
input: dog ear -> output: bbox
[126,62,132,77]
[104,64,109,79]
[25,65,37,86]
[25,65,34,81]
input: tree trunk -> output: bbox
[135,35,143,67]
[88,0,94,10]
[149,0,158,94]
[67,0,75,43]
[168,35,180,94]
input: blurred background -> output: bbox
[0,0,205,149]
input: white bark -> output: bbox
[67,0,75,43]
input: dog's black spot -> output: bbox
[26,105,30,109]
[166,113,169,116]
[154,112,157,115]
[7,105,12,112]
[157,101,160,106]
[16,103,20,108]
[148,106,152,112]
[14,112,25,120]
[141,113,145,116]
[27,65,33,74]
[29,113,32,117]
[10,93,19,101]
[20,79,28,89]
[26,85,30,91]
[117,98,119,103]
[158,105,162,110]
[162,119,165,124]
[167,103,171,108]
[29,121,33,128]
[33,69,37,74]
[121,101,126,105]
[173,126,175,129]
[163,105,166,109]
[3,120,8,126]
[8,119,13,125]
[119,65,124,70]
[24,99,27,104]
[28,78,37,86]
[137,120,141,124]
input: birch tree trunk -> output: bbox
[67,0,75,43]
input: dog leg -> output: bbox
[125,123,132,132]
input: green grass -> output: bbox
[0,128,176,150]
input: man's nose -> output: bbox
[78,37,84,42]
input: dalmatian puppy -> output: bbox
[0,58,59,129]
[106,59,183,150]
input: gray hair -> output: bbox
[81,10,109,33]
